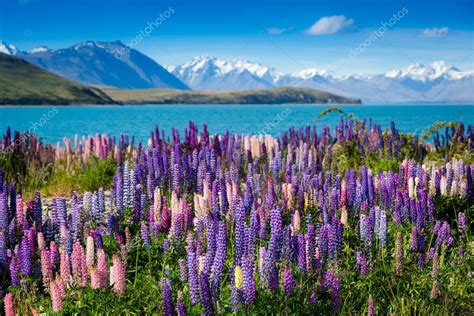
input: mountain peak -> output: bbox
[385,60,465,81]
[0,41,19,55]
[29,46,51,54]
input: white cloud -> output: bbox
[265,27,291,35]
[305,15,354,35]
[421,27,449,38]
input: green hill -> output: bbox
[0,53,115,105]
[100,86,361,105]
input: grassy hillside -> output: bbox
[0,53,115,105]
[100,86,361,104]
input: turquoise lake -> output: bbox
[0,104,472,144]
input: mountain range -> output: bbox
[168,56,474,103]
[1,40,188,90]
[1,40,473,103]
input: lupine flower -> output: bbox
[112,255,126,294]
[356,251,367,276]
[20,234,32,276]
[50,279,64,312]
[86,236,95,267]
[458,212,466,233]
[187,251,200,304]
[324,269,340,311]
[162,278,175,316]
[4,292,15,316]
[367,295,375,316]
[177,293,187,316]
[242,256,256,304]
[41,250,53,291]
[395,232,403,276]
[199,272,213,315]
[283,266,294,295]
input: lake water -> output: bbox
[0,104,472,144]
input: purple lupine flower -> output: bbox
[20,233,32,276]
[458,212,466,233]
[203,220,216,274]
[378,209,387,247]
[324,269,340,311]
[356,251,367,276]
[297,234,306,273]
[199,272,213,315]
[140,221,151,247]
[177,294,187,316]
[187,251,200,305]
[0,231,6,267]
[178,259,188,281]
[162,278,175,316]
[283,265,294,295]
[242,256,256,304]
[9,255,20,286]
[210,221,227,285]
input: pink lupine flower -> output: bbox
[41,249,53,291]
[71,242,85,285]
[112,255,126,294]
[60,250,71,285]
[86,236,95,267]
[37,232,45,251]
[4,293,15,316]
[50,241,59,268]
[90,267,100,289]
[50,280,64,312]
[97,249,109,288]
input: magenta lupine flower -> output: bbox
[199,272,213,315]
[283,266,294,295]
[162,278,175,316]
[41,249,53,291]
[4,292,15,316]
[112,255,126,294]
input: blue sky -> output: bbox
[1,0,473,74]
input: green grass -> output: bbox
[0,53,114,105]
[100,86,361,105]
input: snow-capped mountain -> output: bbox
[0,41,19,55]
[168,55,283,90]
[8,40,188,90]
[384,61,468,81]
[171,56,474,102]
[29,46,51,54]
